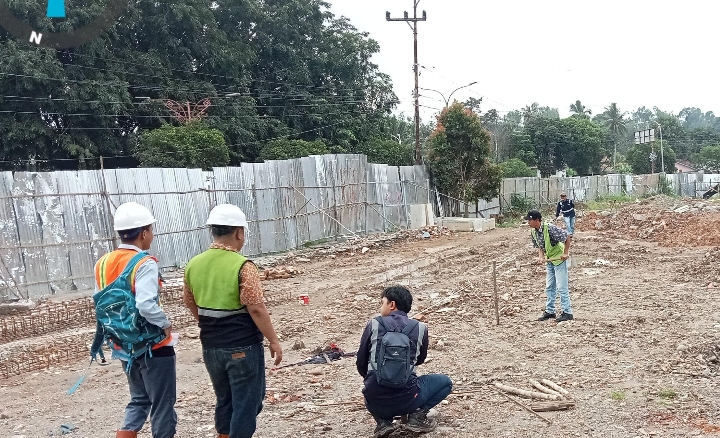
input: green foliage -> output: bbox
[611,390,626,401]
[0,0,397,167]
[259,139,331,161]
[692,145,720,172]
[566,168,578,177]
[658,174,675,196]
[626,142,677,174]
[427,103,502,212]
[657,389,677,399]
[507,193,534,214]
[136,123,229,169]
[500,158,536,178]
[613,162,633,174]
[522,117,605,176]
[569,100,592,119]
[357,139,413,166]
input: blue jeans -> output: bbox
[203,343,266,438]
[367,374,453,420]
[563,216,575,235]
[120,355,177,438]
[546,261,572,315]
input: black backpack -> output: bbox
[374,317,420,388]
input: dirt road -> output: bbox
[2,203,720,437]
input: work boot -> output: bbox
[372,418,396,438]
[406,409,437,433]
[556,313,574,322]
[115,431,138,438]
[537,311,555,321]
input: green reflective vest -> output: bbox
[531,223,565,266]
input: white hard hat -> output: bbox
[206,204,248,227]
[114,202,157,231]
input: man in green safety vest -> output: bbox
[524,210,574,323]
[183,204,283,438]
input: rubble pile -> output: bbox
[677,247,720,287]
[578,197,720,247]
[260,265,303,280]
[662,341,720,378]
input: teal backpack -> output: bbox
[92,251,166,372]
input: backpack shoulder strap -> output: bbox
[374,315,385,329]
[401,319,419,336]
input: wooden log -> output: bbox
[540,379,570,396]
[494,382,561,401]
[490,385,552,424]
[529,379,564,398]
[530,400,576,412]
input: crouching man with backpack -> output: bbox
[90,202,177,438]
[356,286,453,438]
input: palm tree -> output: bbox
[569,100,592,119]
[599,103,628,168]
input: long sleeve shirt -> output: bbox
[356,310,429,411]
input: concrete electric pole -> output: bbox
[387,2,427,165]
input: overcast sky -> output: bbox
[327,0,719,122]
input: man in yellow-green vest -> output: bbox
[524,209,574,323]
[183,204,283,438]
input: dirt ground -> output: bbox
[3,196,720,438]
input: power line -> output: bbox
[14,47,391,97]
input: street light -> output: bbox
[419,81,477,108]
[651,121,664,173]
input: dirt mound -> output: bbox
[578,197,720,247]
[677,246,720,287]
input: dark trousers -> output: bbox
[203,342,266,438]
[120,355,177,438]
[367,374,454,420]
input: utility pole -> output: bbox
[387,2,426,165]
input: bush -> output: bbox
[259,139,330,161]
[500,158,536,178]
[136,123,229,169]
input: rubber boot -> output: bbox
[115,431,138,438]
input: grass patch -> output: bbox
[657,389,677,399]
[585,194,636,211]
[610,390,626,401]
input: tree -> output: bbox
[356,139,413,166]
[693,145,720,172]
[522,117,605,176]
[259,139,330,161]
[0,0,398,167]
[626,142,676,174]
[597,103,628,167]
[569,100,592,119]
[500,158,536,178]
[426,103,501,217]
[560,117,606,175]
[136,123,229,169]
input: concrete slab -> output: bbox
[440,217,495,233]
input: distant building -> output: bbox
[675,160,697,173]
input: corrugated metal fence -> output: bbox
[0,155,431,302]
[498,172,720,210]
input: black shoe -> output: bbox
[406,409,437,433]
[373,419,396,438]
[556,313,574,322]
[537,311,556,321]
